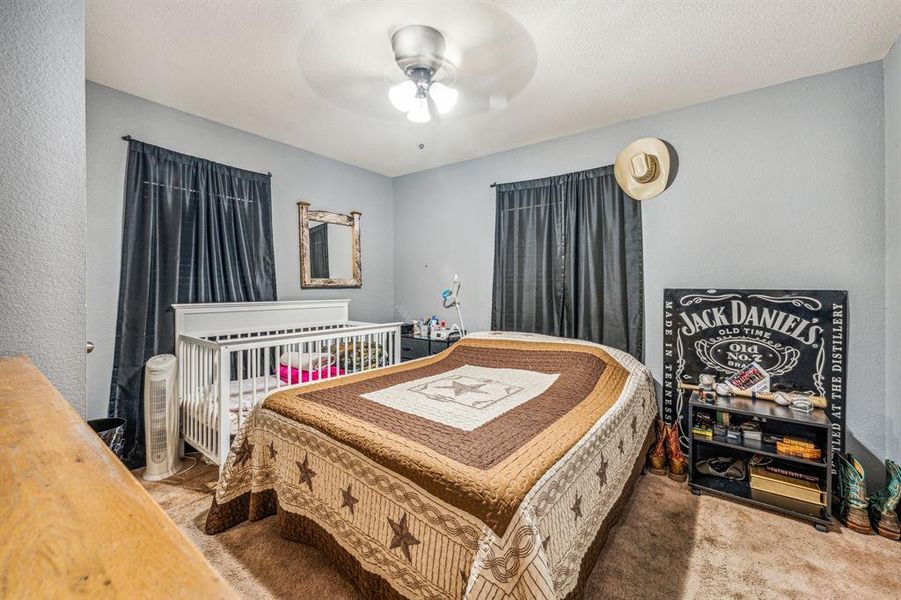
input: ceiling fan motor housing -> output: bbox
[391,24,447,75]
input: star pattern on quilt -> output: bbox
[268,441,278,460]
[571,495,583,521]
[631,414,638,436]
[387,513,419,562]
[233,439,254,468]
[596,454,608,489]
[398,370,537,414]
[450,379,489,397]
[297,454,317,492]
[341,484,358,515]
[618,437,625,456]
[542,535,551,551]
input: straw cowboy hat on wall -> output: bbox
[614,138,678,200]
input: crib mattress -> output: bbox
[205,333,657,599]
[223,375,281,433]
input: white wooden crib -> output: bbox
[173,300,401,466]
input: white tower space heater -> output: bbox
[142,354,183,481]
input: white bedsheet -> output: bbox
[228,374,281,432]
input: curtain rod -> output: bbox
[121,135,272,177]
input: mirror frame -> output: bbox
[297,201,362,288]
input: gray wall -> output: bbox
[0,1,87,412]
[85,61,894,467]
[885,37,900,463]
[393,63,888,465]
[86,82,394,418]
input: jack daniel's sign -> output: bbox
[662,289,848,453]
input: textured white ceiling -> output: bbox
[86,1,901,177]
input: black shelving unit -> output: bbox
[688,391,833,532]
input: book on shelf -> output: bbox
[739,421,762,441]
[749,465,825,506]
[726,426,742,442]
[775,440,822,460]
[765,465,820,483]
[776,436,817,450]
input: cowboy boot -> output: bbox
[835,453,872,534]
[868,459,901,540]
[665,422,687,482]
[647,417,668,476]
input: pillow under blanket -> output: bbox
[278,351,335,372]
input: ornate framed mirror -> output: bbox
[297,201,362,288]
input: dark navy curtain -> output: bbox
[109,139,276,467]
[491,165,643,358]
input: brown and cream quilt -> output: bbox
[206,332,657,599]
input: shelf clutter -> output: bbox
[687,390,833,532]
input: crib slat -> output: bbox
[196,344,201,451]
[265,347,270,395]
[189,342,195,447]
[209,346,215,451]
[204,345,208,448]
[200,347,210,448]
[314,339,320,380]
[198,345,203,451]
[201,345,207,453]
[191,343,197,445]
[209,348,215,460]
[251,347,258,412]
[237,349,244,431]
[206,346,212,453]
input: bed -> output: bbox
[206,332,657,599]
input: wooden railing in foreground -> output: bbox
[0,356,235,599]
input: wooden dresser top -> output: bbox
[0,356,235,599]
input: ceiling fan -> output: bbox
[387,25,458,123]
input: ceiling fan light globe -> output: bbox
[406,97,431,123]
[388,80,417,112]
[429,82,458,114]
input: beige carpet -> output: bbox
[139,458,900,599]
